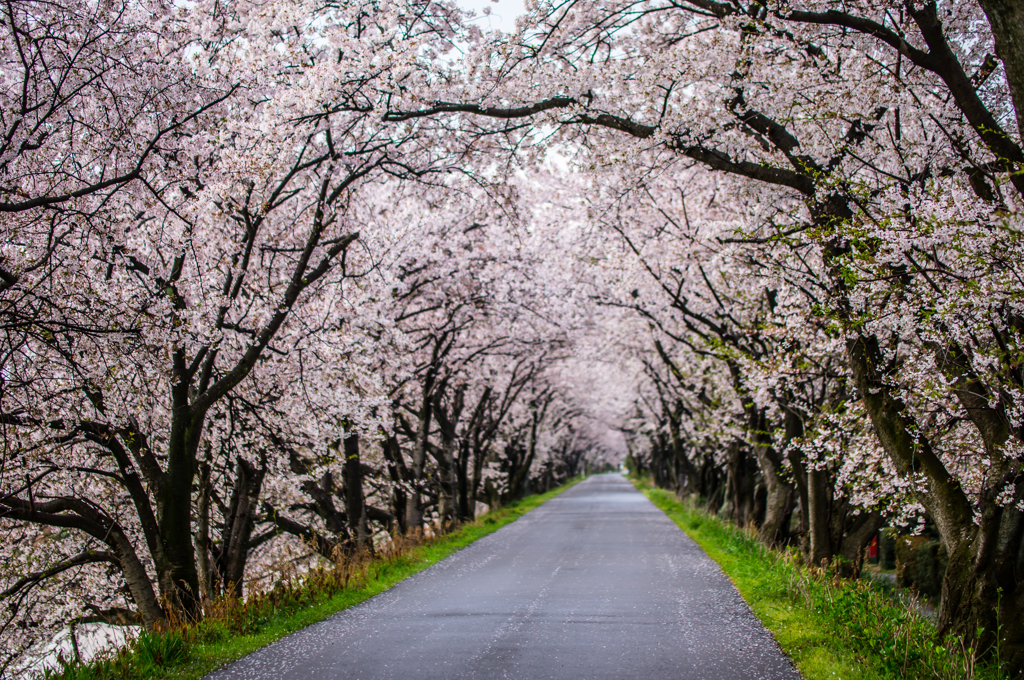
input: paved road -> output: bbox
[207,474,801,679]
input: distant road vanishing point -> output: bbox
[206,474,801,680]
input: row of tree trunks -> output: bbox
[645,374,880,577]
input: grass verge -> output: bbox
[633,477,1008,680]
[45,477,583,680]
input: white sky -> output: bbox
[456,0,526,34]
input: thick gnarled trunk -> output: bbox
[846,333,1023,669]
[158,387,206,619]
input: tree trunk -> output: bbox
[846,334,973,551]
[435,448,456,526]
[158,392,204,619]
[979,0,1024,160]
[109,531,168,629]
[196,454,214,607]
[651,432,672,489]
[725,440,755,527]
[836,511,884,578]
[406,375,436,532]
[667,404,698,495]
[456,439,471,521]
[219,455,267,598]
[381,434,409,533]
[432,384,464,528]
[748,406,793,547]
[471,441,488,519]
[509,403,545,501]
[845,333,1024,670]
[509,419,540,499]
[466,387,493,519]
[755,459,791,547]
[344,431,369,550]
[807,467,832,567]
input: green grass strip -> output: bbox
[48,477,583,680]
[633,478,1006,680]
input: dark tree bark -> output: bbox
[343,431,370,549]
[218,455,267,598]
[979,0,1024,143]
[0,498,166,628]
[836,511,884,578]
[456,386,491,520]
[432,382,465,526]
[264,507,343,561]
[381,433,410,533]
[725,441,756,528]
[406,358,440,531]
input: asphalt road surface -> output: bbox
[207,474,801,680]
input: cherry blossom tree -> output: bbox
[5,0,1024,674]
[385,0,1024,666]
[1,0,476,668]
